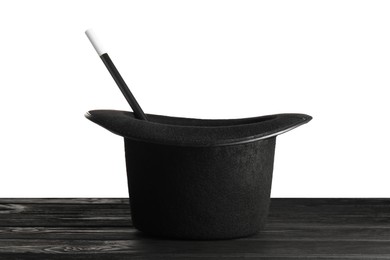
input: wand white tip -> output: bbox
[85,29,106,56]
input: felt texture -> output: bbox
[125,137,275,239]
[86,110,312,147]
[85,110,312,239]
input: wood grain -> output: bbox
[0,198,390,259]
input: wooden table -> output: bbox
[0,198,389,259]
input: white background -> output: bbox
[0,0,389,197]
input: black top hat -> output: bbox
[86,110,311,239]
[86,110,312,240]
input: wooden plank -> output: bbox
[0,201,132,227]
[269,198,390,216]
[0,204,130,214]
[0,227,136,240]
[1,255,390,260]
[0,198,128,204]
[0,204,130,217]
[0,197,388,206]
[1,226,390,242]
[251,226,390,241]
[0,239,390,258]
[0,217,131,227]
[0,256,387,260]
[1,198,390,227]
[1,198,390,217]
[267,198,390,228]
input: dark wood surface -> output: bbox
[1,198,390,259]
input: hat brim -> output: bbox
[85,110,312,147]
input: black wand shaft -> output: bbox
[100,53,148,121]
